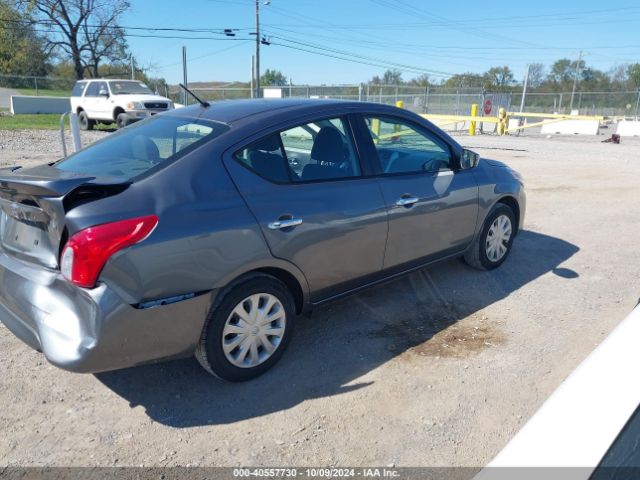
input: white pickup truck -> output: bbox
[70,79,174,130]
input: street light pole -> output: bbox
[569,50,582,112]
[255,0,260,99]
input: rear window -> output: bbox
[71,82,86,97]
[55,116,228,180]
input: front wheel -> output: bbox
[115,113,129,129]
[195,274,295,382]
[464,203,516,270]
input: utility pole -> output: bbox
[250,55,255,99]
[569,50,582,112]
[519,64,530,113]
[130,54,135,80]
[255,0,260,99]
[182,46,188,105]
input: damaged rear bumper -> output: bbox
[0,251,211,373]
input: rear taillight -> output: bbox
[60,215,158,288]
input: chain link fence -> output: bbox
[2,74,639,117]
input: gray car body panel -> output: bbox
[0,99,525,373]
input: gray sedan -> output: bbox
[0,99,525,381]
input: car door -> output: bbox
[93,81,111,120]
[82,81,100,117]
[356,114,479,269]
[223,115,388,301]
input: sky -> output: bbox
[121,0,640,85]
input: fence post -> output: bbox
[578,91,582,111]
[558,93,563,111]
[306,85,310,98]
[366,83,370,102]
[358,83,363,102]
[635,90,640,118]
[424,86,429,113]
[34,76,38,96]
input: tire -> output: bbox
[115,113,128,129]
[78,111,94,131]
[464,203,516,270]
[195,274,296,382]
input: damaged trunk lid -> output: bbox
[0,165,128,269]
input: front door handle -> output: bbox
[268,218,303,230]
[395,195,419,207]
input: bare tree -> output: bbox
[19,0,130,79]
[527,63,546,88]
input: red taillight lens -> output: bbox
[60,215,158,288]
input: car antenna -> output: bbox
[178,83,210,108]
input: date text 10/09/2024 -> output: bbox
[233,468,401,478]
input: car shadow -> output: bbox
[96,230,579,427]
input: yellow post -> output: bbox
[469,103,478,136]
[371,118,381,145]
[497,107,508,135]
[395,100,404,109]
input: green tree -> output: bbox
[627,64,640,89]
[0,1,49,82]
[261,69,288,86]
[442,72,484,89]
[408,73,430,87]
[483,66,514,90]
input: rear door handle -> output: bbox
[395,196,419,207]
[268,218,303,230]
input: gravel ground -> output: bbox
[0,127,639,468]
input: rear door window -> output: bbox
[234,117,361,183]
[55,116,227,180]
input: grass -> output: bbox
[0,114,113,131]
[0,114,61,129]
[17,88,71,97]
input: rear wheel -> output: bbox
[77,111,94,131]
[464,203,516,270]
[195,274,295,382]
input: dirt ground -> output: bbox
[0,127,639,468]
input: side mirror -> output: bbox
[460,149,480,169]
[98,89,109,97]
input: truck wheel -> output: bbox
[195,274,295,382]
[78,111,94,131]
[116,113,128,129]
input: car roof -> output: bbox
[79,79,144,82]
[168,98,404,125]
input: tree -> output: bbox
[483,66,514,90]
[0,1,49,82]
[442,72,484,89]
[408,73,430,87]
[527,63,545,88]
[382,69,403,85]
[18,0,130,79]
[261,68,287,86]
[627,64,640,89]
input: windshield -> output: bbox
[55,116,228,180]
[108,81,154,95]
